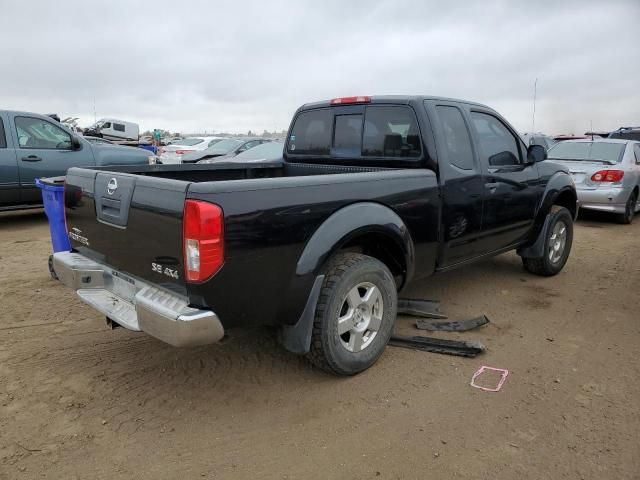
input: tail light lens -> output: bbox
[176,150,193,155]
[591,170,624,183]
[183,200,224,283]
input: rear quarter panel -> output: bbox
[186,169,440,328]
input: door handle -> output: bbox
[21,155,42,162]
[485,182,500,189]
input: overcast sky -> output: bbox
[1,0,638,135]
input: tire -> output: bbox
[48,255,58,280]
[522,206,573,277]
[616,191,637,224]
[307,253,397,376]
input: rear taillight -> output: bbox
[183,200,224,283]
[176,150,193,155]
[330,96,371,105]
[591,170,624,183]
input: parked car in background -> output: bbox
[608,127,640,141]
[554,134,590,142]
[221,140,284,163]
[84,118,140,141]
[0,110,157,211]
[521,132,557,150]
[547,139,640,223]
[190,138,271,163]
[159,137,226,164]
[162,136,182,145]
[55,95,576,375]
[84,136,115,145]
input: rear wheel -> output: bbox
[307,253,397,376]
[616,191,637,224]
[522,206,573,276]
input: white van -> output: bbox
[85,118,139,141]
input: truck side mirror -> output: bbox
[71,136,82,151]
[527,144,547,163]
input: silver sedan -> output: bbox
[547,139,640,223]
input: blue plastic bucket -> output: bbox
[35,177,71,253]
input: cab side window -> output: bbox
[634,144,640,165]
[470,112,521,166]
[436,106,474,170]
[15,116,72,150]
[0,118,6,148]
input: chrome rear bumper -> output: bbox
[52,252,224,347]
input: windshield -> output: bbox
[206,139,243,153]
[547,142,625,163]
[172,138,205,146]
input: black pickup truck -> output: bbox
[53,95,577,375]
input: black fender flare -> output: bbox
[518,172,577,258]
[296,202,415,279]
[280,202,414,354]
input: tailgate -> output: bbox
[65,167,189,293]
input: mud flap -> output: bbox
[279,275,324,354]
[517,213,553,259]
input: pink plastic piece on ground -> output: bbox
[470,366,509,392]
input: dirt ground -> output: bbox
[0,209,638,480]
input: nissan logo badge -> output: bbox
[107,177,118,195]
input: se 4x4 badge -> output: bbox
[152,262,179,279]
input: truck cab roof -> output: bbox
[299,95,495,111]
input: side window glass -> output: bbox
[362,106,421,158]
[0,118,6,148]
[15,116,72,150]
[436,106,474,170]
[470,112,521,167]
[102,122,111,129]
[333,114,362,156]
[287,109,331,155]
[113,123,125,132]
[635,144,640,164]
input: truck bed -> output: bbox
[64,161,440,329]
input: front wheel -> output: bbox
[522,206,573,276]
[307,253,397,376]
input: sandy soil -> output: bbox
[0,209,639,479]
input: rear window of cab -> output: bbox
[287,105,421,159]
